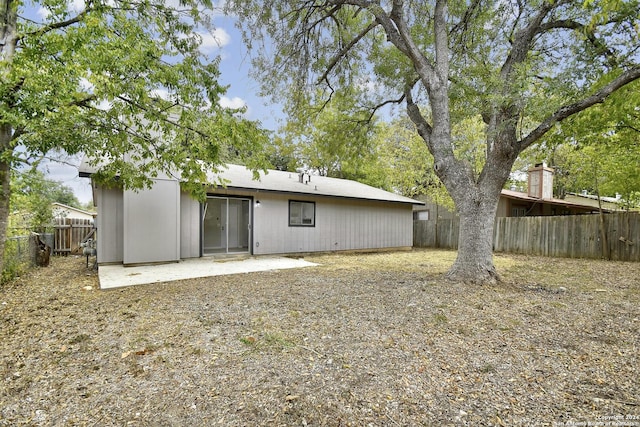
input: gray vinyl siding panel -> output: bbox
[123,179,180,265]
[96,186,124,264]
[98,184,412,264]
[180,192,200,259]
[249,193,412,255]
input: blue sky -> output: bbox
[26,1,280,204]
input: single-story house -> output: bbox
[52,202,97,222]
[78,162,423,266]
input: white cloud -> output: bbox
[95,100,111,111]
[197,28,231,53]
[68,0,85,13]
[38,0,90,19]
[219,96,246,110]
[79,77,94,93]
[36,6,51,19]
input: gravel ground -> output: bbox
[1,250,638,426]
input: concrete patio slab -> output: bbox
[98,256,318,289]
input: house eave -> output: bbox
[209,184,425,206]
[501,189,615,213]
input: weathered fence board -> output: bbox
[53,218,95,255]
[414,212,640,262]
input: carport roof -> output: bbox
[79,160,423,205]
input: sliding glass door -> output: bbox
[202,197,251,255]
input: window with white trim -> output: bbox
[289,200,315,227]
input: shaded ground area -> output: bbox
[1,250,638,426]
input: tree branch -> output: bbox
[362,93,406,124]
[116,95,210,140]
[519,65,640,149]
[10,125,26,143]
[501,1,556,80]
[316,20,378,86]
[404,85,433,147]
[19,7,92,41]
[537,18,619,68]
[433,0,448,79]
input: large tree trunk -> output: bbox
[445,189,501,284]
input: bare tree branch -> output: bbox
[362,92,406,123]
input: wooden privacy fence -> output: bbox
[414,212,640,262]
[52,218,95,255]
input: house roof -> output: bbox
[52,202,97,217]
[208,164,423,205]
[78,159,423,205]
[500,189,616,212]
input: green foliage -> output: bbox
[1,236,29,284]
[9,169,62,232]
[264,135,300,172]
[534,80,640,208]
[3,0,267,199]
[279,88,384,185]
[227,0,639,174]
[0,0,269,275]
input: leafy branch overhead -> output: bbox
[2,0,266,191]
[0,0,268,275]
[227,0,639,283]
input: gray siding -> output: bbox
[96,186,124,263]
[95,181,414,266]
[123,179,180,265]
[180,192,201,258]
[251,193,412,255]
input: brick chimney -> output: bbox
[527,163,554,199]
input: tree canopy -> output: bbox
[227,0,640,283]
[540,80,640,209]
[0,0,267,273]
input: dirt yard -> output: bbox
[1,250,638,426]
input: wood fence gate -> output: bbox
[52,218,95,255]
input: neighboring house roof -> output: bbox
[52,202,97,218]
[78,160,423,205]
[564,193,624,210]
[500,189,616,212]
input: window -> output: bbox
[289,200,315,227]
[413,210,430,220]
[511,207,527,217]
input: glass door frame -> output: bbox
[201,196,252,256]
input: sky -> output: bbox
[28,2,281,205]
